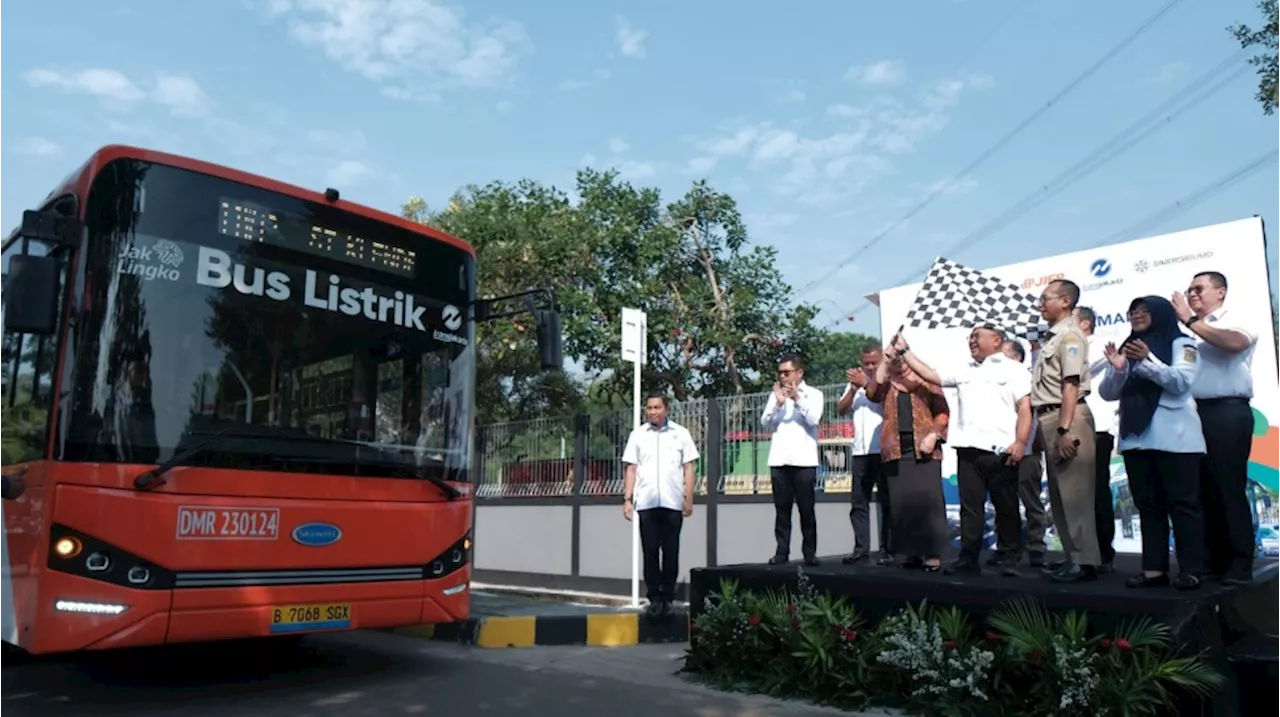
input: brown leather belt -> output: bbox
[1033,397,1085,416]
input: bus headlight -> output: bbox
[54,537,82,559]
[47,524,174,590]
[85,552,111,572]
[423,533,471,579]
[126,566,152,585]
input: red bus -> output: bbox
[0,145,560,654]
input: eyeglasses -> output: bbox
[1186,286,1211,295]
[1038,293,1064,303]
[1128,309,1150,318]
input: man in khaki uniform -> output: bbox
[1030,279,1100,582]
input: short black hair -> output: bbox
[1194,271,1227,289]
[1051,279,1081,309]
[779,354,805,371]
[860,340,882,355]
[644,392,669,408]
[1075,306,1096,327]
[1003,340,1026,362]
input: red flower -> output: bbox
[1099,638,1112,649]
[1116,638,1132,651]
[943,640,956,650]
[984,630,1001,642]
[748,615,760,626]
[842,628,858,642]
[671,328,681,337]
[787,603,797,614]
[790,617,800,629]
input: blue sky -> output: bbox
[3,0,1277,336]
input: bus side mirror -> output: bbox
[3,254,60,335]
[535,309,563,370]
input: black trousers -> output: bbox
[955,448,1021,563]
[638,507,683,603]
[1095,432,1117,564]
[1123,450,1206,575]
[771,466,818,559]
[849,454,891,555]
[1197,398,1256,575]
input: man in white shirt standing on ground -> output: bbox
[761,354,825,567]
[837,341,893,567]
[1074,306,1119,572]
[1173,271,1259,586]
[893,325,1032,577]
[622,392,700,616]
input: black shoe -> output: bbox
[1041,559,1069,575]
[644,602,662,616]
[1222,569,1253,587]
[1000,562,1022,578]
[768,555,789,565]
[944,559,981,576]
[842,553,869,565]
[803,556,820,567]
[1172,574,1201,591]
[1125,573,1170,588]
[1027,551,1045,568]
[1050,564,1097,583]
[985,554,1005,567]
[876,553,896,566]
[901,557,924,569]
[1098,561,1115,574]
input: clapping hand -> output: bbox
[846,368,868,387]
[1122,339,1150,362]
[1103,342,1127,371]
[773,382,787,406]
[1170,291,1194,323]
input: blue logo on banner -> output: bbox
[1090,258,1112,277]
[292,522,342,547]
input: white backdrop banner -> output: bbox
[875,217,1279,550]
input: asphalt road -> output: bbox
[1,631,895,717]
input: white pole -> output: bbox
[631,349,642,608]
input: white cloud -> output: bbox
[558,68,611,92]
[685,70,991,205]
[10,137,62,156]
[152,73,215,117]
[262,0,532,96]
[615,160,657,180]
[615,17,647,59]
[845,60,905,87]
[24,67,215,117]
[608,138,630,153]
[24,68,145,102]
[326,160,373,186]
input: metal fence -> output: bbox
[474,383,853,500]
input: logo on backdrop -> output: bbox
[118,238,186,282]
[1083,256,1123,291]
[1133,260,1150,273]
[1132,251,1212,275]
[1089,258,1112,277]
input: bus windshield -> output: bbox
[61,159,477,482]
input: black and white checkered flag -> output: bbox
[903,257,1048,343]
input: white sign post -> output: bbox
[620,307,647,608]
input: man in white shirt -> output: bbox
[837,341,893,567]
[621,392,700,615]
[1001,340,1049,569]
[894,325,1032,577]
[1173,271,1259,585]
[761,354,824,567]
[1074,306,1119,572]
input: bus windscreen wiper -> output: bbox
[133,426,239,491]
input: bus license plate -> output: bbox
[269,603,352,634]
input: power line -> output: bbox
[1091,149,1278,246]
[921,50,1249,266]
[846,148,1279,322]
[797,0,1188,299]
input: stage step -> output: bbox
[1227,633,1277,717]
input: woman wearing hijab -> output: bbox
[1097,295,1207,590]
[865,343,950,572]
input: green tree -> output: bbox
[1230,0,1278,115]
[801,330,882,386]
[402,170,823,418]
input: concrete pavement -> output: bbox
[2,629,901,716]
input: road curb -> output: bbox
[393,612,689,648]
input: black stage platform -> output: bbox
[689,553,1278,717]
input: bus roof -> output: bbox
[15,144,475,257]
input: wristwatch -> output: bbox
[1056,426,1069,436]
[1185,315,1200,326]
